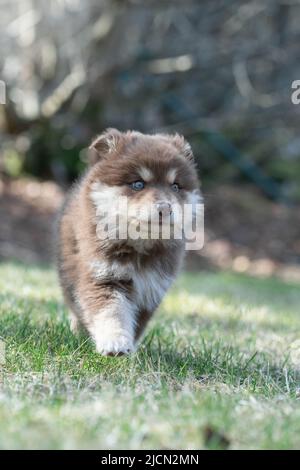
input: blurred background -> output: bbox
[0,0,300,280]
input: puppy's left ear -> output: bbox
[88,128,123,166]
[170,133,194,163]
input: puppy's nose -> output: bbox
[155,201,172,215]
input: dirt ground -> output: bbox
[0,178,300,281]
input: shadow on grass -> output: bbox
[0,263,299,396]
[140,330,299,395]
[1,312,298,397]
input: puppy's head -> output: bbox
[89,129,201,242]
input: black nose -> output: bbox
[155,201,172,215]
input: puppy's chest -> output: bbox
[132,267,172,311]
[91,260,173,311]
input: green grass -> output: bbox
[0,261,299,449]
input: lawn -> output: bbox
[0,261,299,450]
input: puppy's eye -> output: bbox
[171,183,180,193]
[130,180,145,191]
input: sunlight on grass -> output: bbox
[0,261,299,449]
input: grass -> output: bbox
[0,261,299,450]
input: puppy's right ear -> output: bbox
[88,128,123,166]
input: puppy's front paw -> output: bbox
[95,334,135,356]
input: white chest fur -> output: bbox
[91,260,173,312]
[131,267,173,312]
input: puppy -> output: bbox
[57,129,201,356]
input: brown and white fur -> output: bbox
[57,129,201,356]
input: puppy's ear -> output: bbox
[170,133,194,163]
[88,128,123,165]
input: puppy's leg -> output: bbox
[78,286,136,356]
